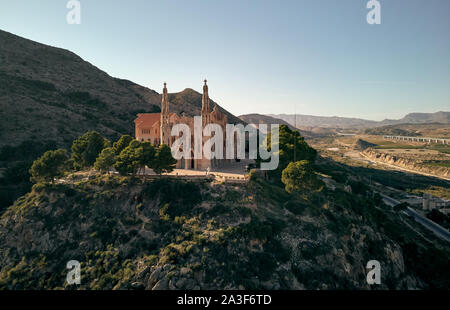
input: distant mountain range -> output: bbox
[381,111,450,126]
[0,28,447,147]
[0,30,241,149]
[240,111,450,130]
[236,114,296,130]
[364,123,450,137]
[237,114,333,138]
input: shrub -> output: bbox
[281,160,323,193]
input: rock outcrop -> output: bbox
[353,139,378,151]
[0,174,449,290]
[362,148,450,178]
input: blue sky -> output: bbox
[0,0,449,120]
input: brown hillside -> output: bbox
[353,139,378,150]
[0,30,242,149]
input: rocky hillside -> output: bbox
[365,123,450,138]
[391,112,450,125]
[353,139,378,151]
[0,30,242,149]
[0,29,243,210]
[0,172,449,290]
[169,88,243,125]
[362,148,450,179]
[0,30,155,148]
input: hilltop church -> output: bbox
[134,80,232,170]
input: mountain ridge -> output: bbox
[0,29,242,150]
[0,29,243,210]
[257,111,450,129]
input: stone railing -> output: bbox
[213,174,249,184]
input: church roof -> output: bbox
[134,112,178,128]
[134,113,160,128]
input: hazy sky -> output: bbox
[0,0,449,120]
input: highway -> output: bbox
[380,194,450,243]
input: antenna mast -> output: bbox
[294,105,297,162]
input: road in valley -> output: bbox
[380,194,450,243]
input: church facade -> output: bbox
[134,80,231,170]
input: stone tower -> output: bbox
[197,79,212,170]
[160,82,171,145]
[201,79,211,127]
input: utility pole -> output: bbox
[294,105,297,162]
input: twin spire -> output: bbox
[161,79,212,114]
[160,80,219,146]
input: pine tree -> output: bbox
[71,131,110,169]
[151,144,177,175]
[29,149,69,183]
[112,135,134,155]
[114,141,141,176]
[94,147,116,174]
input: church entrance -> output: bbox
[180,157,185,169]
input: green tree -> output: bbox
[151,144,177,175]
[71,131,110,169]
[281,160,323,194]
[94,147,116,174]
[112,135,134,155]
[114,140,141,176]
[135,142,155,175]
[259,125,317,180]
[29,149,69,183]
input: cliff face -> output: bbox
[1,174,448,290]
[362,149,450,178]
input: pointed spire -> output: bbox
[161,82,169,119]
[201,79,210,125]
[202,79,209,110]
[161,82,170,145]
[162,83,168,108]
